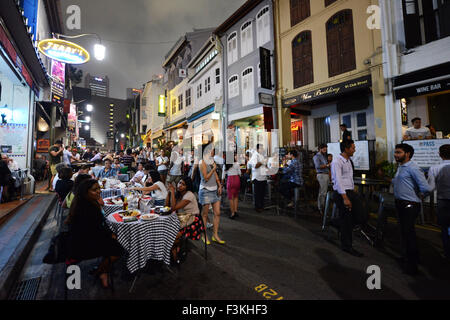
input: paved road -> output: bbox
[17,199,450,300]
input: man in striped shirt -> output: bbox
[120,148,134,170]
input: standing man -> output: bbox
[280,150,303,208]
[313,143,331,215]
[249,144,268,213]
[340,124,352,142]
[48,140,64,192]
[403,118,432,140]
[62,146,72,166]
[427,144,450,260]
[393,143,431,275]
[331,139,365,257]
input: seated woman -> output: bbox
[62,173,92,209]
[64,179,122,288]
[166,176,204,264]
[129,170,167,206]
[55,167,74,203]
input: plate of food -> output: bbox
[118,209,141,218]
[140,213,159,221]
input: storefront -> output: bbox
[393,62,450,139]
[185,105,220,149]
[0,24,38,169]
[283,75,375,152]
[163,119,187,146]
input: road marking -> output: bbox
[254,284,284,300]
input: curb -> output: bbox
[0,194,57,300]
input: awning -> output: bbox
[163,119,187,131]
[187,104,215,123]
[185,114,219,139]
[151,129,164,140]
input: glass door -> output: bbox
[340,111,368,141]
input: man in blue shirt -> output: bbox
[393,143,432,275]
[280,150,303,208]
[97,159,118,179]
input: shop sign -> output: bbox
[394,79,450,99]
[283,75,371,107]
[158,95,166,116]
[38,39,90,64]
[259,93,274,106]
[404,139,450,169]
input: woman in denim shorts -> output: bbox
[199,144,225,245]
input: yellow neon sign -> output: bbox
[38,39,90,64]
[158,95,166,116]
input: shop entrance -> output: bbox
[428,92,450,137]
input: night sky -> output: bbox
[60,0,246,99]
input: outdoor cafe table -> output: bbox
[354,177,390,200]
[106,212,180,274]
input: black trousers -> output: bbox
[253,180,267,210]
[437,199,450,258]
[395,199,421,270]
[334,190,365,250]
[280,182,301,201]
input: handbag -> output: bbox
[43,232,69,264]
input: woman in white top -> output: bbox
[224,152,241,219]
[130,170,167,206]
[156,149,169,185]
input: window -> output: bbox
[172,99,176,114]
[325,0,337,6]
[402,0,450,49]
[228,75,239,98]
[326,9,356,77]
[142,125,147,133]
[197,84,202,98]
[205,77,211,93]
[227,32,238,66]
[242,67,254,106]
[186,88,191,106]
[257,63,261,88]
[340,112,368,141]
[241,21,254,57]
[256,6,271,47]
[314,117,331,144]
[290,0,310,27]
[215,68,220,84]
[292,31,313,88]
[178,94,183,111]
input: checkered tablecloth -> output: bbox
[101,188,123,199]
[106,212,180,273]
[103,204,123,216]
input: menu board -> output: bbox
[0,123,28,168]
[404,139,449,169]
[327,140,370,171]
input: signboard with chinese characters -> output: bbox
[51,60,65,105]
[404,139,449,169]
[38,39,90,64]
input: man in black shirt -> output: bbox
[82,148,94,161]
[120,148,134,171]
[340,124,352,142]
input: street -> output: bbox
[16,198,450,300]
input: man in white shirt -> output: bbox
[403,117,432,140]
[249,144,268,212]
[156,149,169,184]
[62,146,72,166]
[331,139,365,257]
[130,163,145,185]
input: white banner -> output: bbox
[404,139,450,169]
[328,140,370,171]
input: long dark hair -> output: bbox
[225,152,237,171]
[72,173,91,195]
[65,179,100,224]
[148,170,161,184]
[175,176,194,201]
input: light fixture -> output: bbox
[121,133,125,138]
[85,116,91,123]
[86,104,93,112]
[94,43,106,61]
[84,125,90,130]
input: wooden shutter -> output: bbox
[290,0,310,27]
[439,0,450,38]
[325,0,337,6]
[326,17,341,77]
[292,31,313,88]
[402,0,421,48]
[340,11,356,73]
[422,0,438,43]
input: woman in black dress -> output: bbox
[65,179,122,288]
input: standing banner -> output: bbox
[404,139,449,169]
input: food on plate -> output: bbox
[118,209,141,217]
[140,213,159,221]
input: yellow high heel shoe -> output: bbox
[211,236,226,245]
[201,237,211,245]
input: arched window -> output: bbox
[241,20,253,57]
[228,75,239,98]
[227,32,238,66]
[326,9,356,77]
[242,67,254,107]
[292,30,313,89]
[290,0,310,27]
[256,6,271,47]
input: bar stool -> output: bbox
[244,179,253,202]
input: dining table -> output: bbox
[106,211,180,274]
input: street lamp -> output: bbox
[121,133,125,138]
[86,104,93,112]
[85,116,91,123]
[84,125,90,130]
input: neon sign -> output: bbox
[38,39,90,64]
